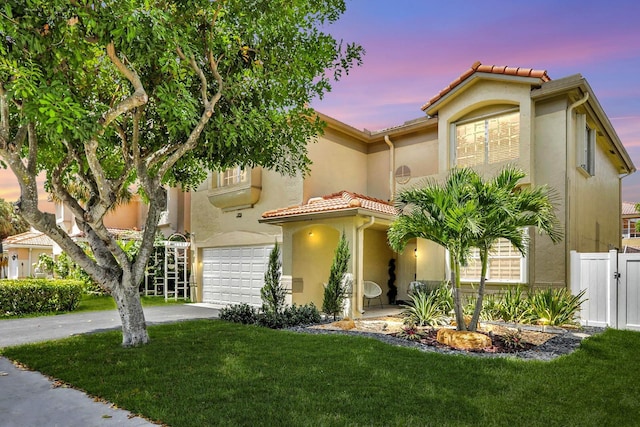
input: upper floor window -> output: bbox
[215,167,248,188]
[453,110,520,167]
[578,114,596,176]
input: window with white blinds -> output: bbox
[454,111,520,167]
[460,238,525,283]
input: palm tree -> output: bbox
[388,168,482,330]
[467,166,563,331]
[388,166,563,332]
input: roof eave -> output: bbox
[259,208,397,225]
[423,73,546,116]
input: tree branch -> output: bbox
[177,47,208,106]
[102,43,148,128]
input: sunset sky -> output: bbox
[312,0,640,203]
[1,0,639,204]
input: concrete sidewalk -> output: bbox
[0,304,220,426]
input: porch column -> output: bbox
[355,216,375,316]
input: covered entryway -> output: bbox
[201,245,274,306]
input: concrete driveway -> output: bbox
[0,303,220,426]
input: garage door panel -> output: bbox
[202,245,274,306]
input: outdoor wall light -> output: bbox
[308,231,314,237]
[11,254,17,261]
[414,248,418,258]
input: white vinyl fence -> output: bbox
[570,250,640,331]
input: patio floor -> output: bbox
[360,304,403,319]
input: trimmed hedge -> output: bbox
[0,279,84,317]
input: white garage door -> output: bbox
[201,245,273,306]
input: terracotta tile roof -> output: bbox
[262,191,398,219]
[421,61,551,111]
[623,202,639,216]
[2,231,55,247]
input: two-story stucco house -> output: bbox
[190,62,635,317]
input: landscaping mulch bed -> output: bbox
[292,317,604,361]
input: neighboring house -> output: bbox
[622,202,640,252]
[1,186,190,279]
[190,61,636,317]
[1,230,55,279]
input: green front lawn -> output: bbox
[74,294,188,312]
[2,321,639,427]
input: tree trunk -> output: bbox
[112,281,149,347]
[450,260,467,331]
[469,249,488,332]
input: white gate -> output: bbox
[570,250,640,330]
[618,253,640,331]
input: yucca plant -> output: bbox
[431,282,454,315]
[528,288,587,326]
[402,291,448,327]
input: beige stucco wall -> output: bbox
[191,169,303,248]
[368,126,439,201]
[304,130,368,201]
[290,224,340,308]
[532,96,568,287]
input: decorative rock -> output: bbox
[333,318,356,330]
[436,328,492,350]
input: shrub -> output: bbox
[219,303,259,325]
[261,242,286,314]
[528,288,586,326]
[501,328,526,351]
[221,303,321,329]
[322,231,351,320]
[257,303,321,329]
[396,322,427,341]
[497,286,531,323]
[402,291,448,327]
[479,293,502,321]
[0,279,84,316]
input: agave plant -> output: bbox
[402,291,448,327]
[528,288,587,326]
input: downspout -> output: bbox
[566,92,589,287]
[384,135,395,203]
[356,216,375,315]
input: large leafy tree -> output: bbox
[0,1,362,346]
[388,167,562,332]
